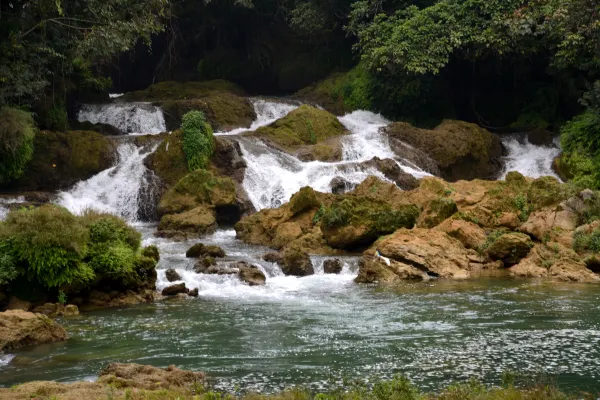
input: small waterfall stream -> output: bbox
[499,135,561,180]
[78,102,166,134]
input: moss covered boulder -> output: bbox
[248,105,348,161]
[417,197,458,228]
[484,232,534,266]
[146,130,188,188]
[0,310,68,351]
[12,130,115,191]
[384,120,504,181]
[122,80,255,132]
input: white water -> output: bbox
[500,135,562,180]
[58,142,159,221]
[0,197,25,221]
[215,98,300,136]
[78,102,166,134]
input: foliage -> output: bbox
[513,193,531,222]
[57,290,67,305]
[573,229,600,253]
[560,112,600,189]
[181,111,215,171]
[0,107,36,185]
[0,205,156,291]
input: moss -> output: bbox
[251,105,346,151]
[419,197,458,228]
[158,169,237,215]
[12,130,115,191]
[289,187,320,215]
[148,130,188,187]
[527,176,563,209]
[0,107,36,185]
[141,245,160,262]
[122,80,246,101]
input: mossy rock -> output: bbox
[527,176,564,209]
[384,120,504,181]
[122,80,246,101]
[147,130,188,188]
[249,105,347,152]
[289,187,320,215]
[320,197,419,249]
[418,197,458,228]
[485,232,534,266]
[158,169,237,216]
[12,130,116,191]
[157,206,217,236]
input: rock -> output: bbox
[370,228,472,279]
[435,219,486,250]
[12,130,116,191]
[81,289,156,311]
[289,187,321,215]
[330,177,353,194]
[549,259,600,282]
[0,310,68,351]
[497,212,522,229]
[417,197,458,228]
[6,297,32,311]
[99,362,206,390]
[212,137,248,183]
[279,248,314,276]
[194,257,216,273]
[205,266,237,275]
[519,210,578,240]
[486,233,533,266]
[323,258,343,274]
[188,288,199,297]
[526,129,556,146]
[141,245,160,262]
[355,255,428,283]
[63,305,79,317]
[186,243,226,258]
[157,206,217,237]
[360,157,419,190]
[273,222,304,249]
[165,269,182,282]
[384,120,503,181]
[581,189,595,201]
[262,252,282,263]
[161,283,189,296]
[237,262,267,286]
[31,303,59,316]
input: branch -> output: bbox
[21,17,103,38]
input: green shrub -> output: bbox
[560,112,600,189]
[0,107,36,185]
[88,241,137,280]
[0,245,19,285]
[181,110,214,171]
[141,245,160,262]
[84,212,141,250]
[573,229,600,253]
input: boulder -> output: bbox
[165,269,182,282]
[520,209,578,240]
[355,255,428,283]
[272,222,304,249]
[262,252,282,263]
[368,228,472,279]
[6,297,33,311]
[237,262,267,286]
[63,305,80,317]
[417,197,458,228]
[435,219,486,250]
[549,259,600,282]
[99,362,206,390]
[384,120,503,181]
[186,243,226,258]
[486,233,533,266]
[194,257,216,273]
[0,310,68,351]
[323,258,343,274]
[330,177,353,194]
[157,206,217,237]
[161,283,189,296]
[205,266,237,275]
[188,288,199,297]
[359,157,419,190]
[279,248,314,276]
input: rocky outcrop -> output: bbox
[384,120,503,181]
[80,289,157,311]
[355,255,428,283]
[248,105,348,161]
[435,219,486,250]
[237,262,267,286]
[11,130,116,191]
[0,310,68,351]
[357,157,419,190]
[279,248,314,276]
[161,283,189,296]
[417,198,458,228]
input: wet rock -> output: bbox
[194,257,216,273]
[0,310,68,351]
[161,283,189,296]
[272,222,303,249]
[165,269,182,282]
[526,129,556,146]
[289,187,320,215]
[417,197,458,228]
[360,157,419,190]
[237,262,267,286]
[186,243,226,258]
[188,288,199,297]
[99,362,206,390]
[323,258,343,274]
[63,305,80,317]
[330,177,353,194]
[279,248,314,276]
[205,266,237,275]
[262,252,282,263]
[31,303,60,316]
[355,255,428,283]
[519,210,578,240]
[435,219,486,250]
[486,233,534,266]
[367,228,472,279]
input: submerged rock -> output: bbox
[186,243,226,258]
[236,262,267,286]
[0,310,68,351]
[194,257,217,273]
[323,258,343,274]
[188,288,199,297]
[161,283,189,296]
[165,269,182,282]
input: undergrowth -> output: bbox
[0,107,36,185]
[181,110,214,171]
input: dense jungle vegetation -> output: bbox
[0,0,599,187]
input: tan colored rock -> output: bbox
[63,305,79,317]
[371,228,471,279]
[237,262,267,286]
[417,198,458,228]
[486,233,533,266]
[158,206,217,236]
[520,209,578,240]
[273,222,304,249]
[7,297,32,311]
[99,362,206,390]
[497,212,521,230]
[0,310,68,351]
[279,247,314,276]
[435,219,486,250]
[549,260,600,282]
[355,255,427,283]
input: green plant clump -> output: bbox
[0,107,36,185]
[181,111,215,171]
[573,229,600,253]
[560,112,600,189]
[0,205,157,293]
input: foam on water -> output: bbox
[58,142,159,221]
[500,135,562,179]
[0,196,25,221]
[215,98,299,136]
[78,102,166,134]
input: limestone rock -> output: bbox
[165,269,182,282]
[435,219,486,250]
[157,206,217,237]
[99,362,206,390]
[63,305,80,317]
[186,243,226,258]
[7,297,33,311]
[194,257,216,273]
[323,258,343,274]
[273,222,304,249]
[359,157,419,190]
[188,288,199,297]
[355,255,428,283]
[279,248,314,276]
[486,233,533,265]
[237,262,267,286]
[262,252,282,263]
[417,197,458,228]
[520,209,578,240]
[330,177,353,194]
[549,259,600,282]
[161,283,189,296]
[0,310,68,351]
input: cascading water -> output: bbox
[499,135,562,180]
[0,197,25,221]
[215,98,300,135]
[78,102,166,134]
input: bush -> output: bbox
[573,229,600,253]
[560,112,600,189]
[181,110,214,171]
[0,107,36,185]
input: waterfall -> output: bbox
[0,197,25,221]
[214,98,300,136]
[78,102,166,134]
[499,135,562,180]
[58,141,160,221]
